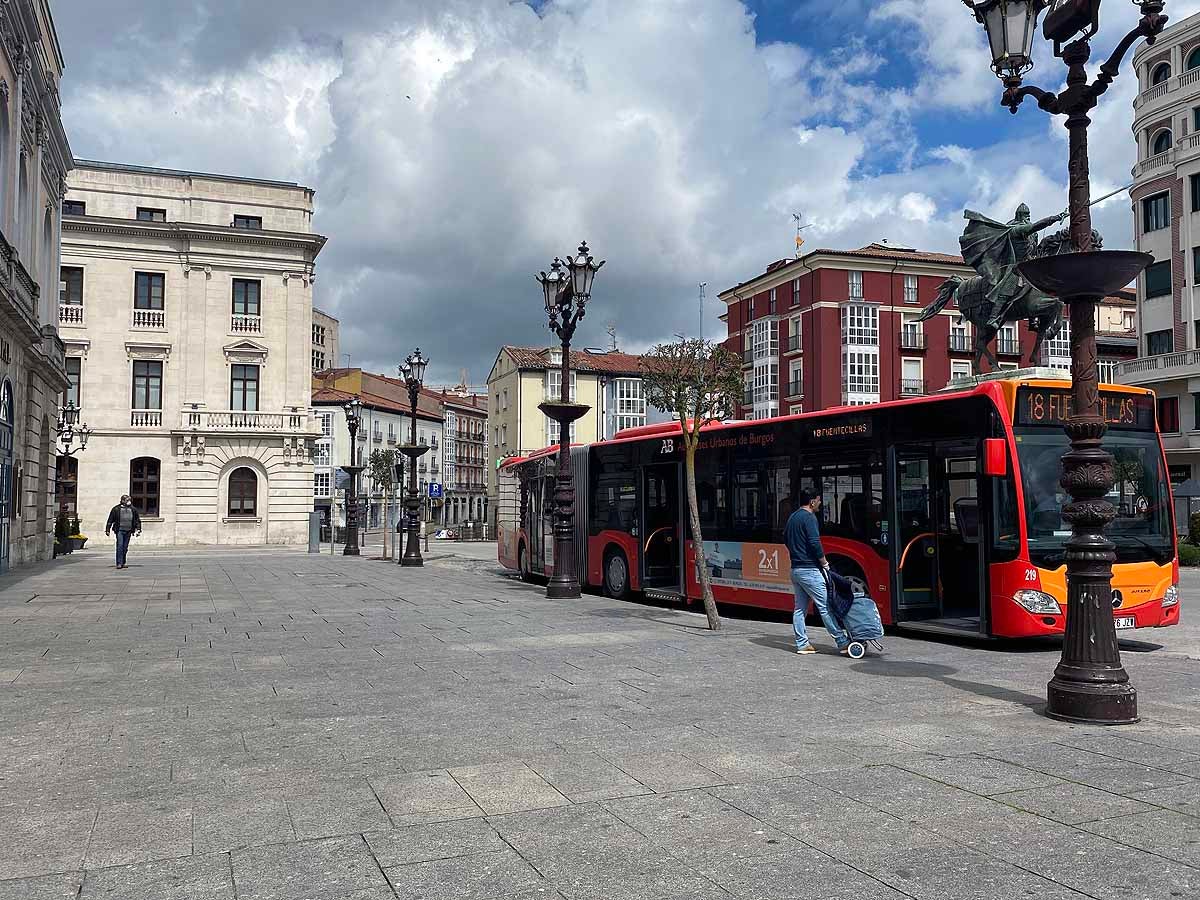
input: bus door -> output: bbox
[641,462,682,592]
[891,442,986,632]
[528,468,556,575]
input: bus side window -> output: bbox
[991,476,1020,561]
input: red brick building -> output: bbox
[719,243,1137,417]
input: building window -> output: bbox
[768,287,777,314]
[1097,359,1119,385]
[841,303,879,345]
[314,471,330,497]
[950,360,972,380]
[228,467,258,517]
[232,279,261,316]
[789,316,802,352]
[129,457,160,516]
[134,272,165,309]
[900,358,923,395]
[1190,47,1200,71]
[313,442,330,466]
[1192,174,1200,213]
[1152,61,1172,84]
[233,214,262,230]
[231,364,260,411]
[546,370,576,402]
[752,317,778,359]
[1147,329,1174,355]
[132,361,162,410]
[1158,396,1180,433]
[62,199,85,216]
[1142,193,1170,232]
[312,323,326,346]
[900,312,923,349]
[60,266,83,305]
[1152,130,1173,155]
[312,349,325,370]
[950,319,972,352]
[792,278,800,307]
[842,350,878,399]
[615,377,645,426]
[1045,320,1071,366]
[903,275,918,304]
[1145,260,1171,298]
[848,270,863,299]
[319,413,332,437]
[64,357,81,409]
[136,207,166,222]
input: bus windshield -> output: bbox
[1014,428,1174,567]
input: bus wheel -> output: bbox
[604,548,631,600]
[830,559,868,597]
[519,545,533,583]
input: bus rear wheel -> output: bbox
[519,545,533,583]
[829,558,868,597]
[604,547,631,600]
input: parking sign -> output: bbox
[428,482,443,499]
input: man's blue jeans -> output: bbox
[791,566,849,651]
[115,530,132,568]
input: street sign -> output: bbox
[428,482,443,499]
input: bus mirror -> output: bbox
[984,438,1007,477]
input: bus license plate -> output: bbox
[1115,616,1136,630]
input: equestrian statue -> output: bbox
[917,204,1103,374]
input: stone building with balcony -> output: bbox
[312,307,339,371]
[485,346,667,517]
[0,1,73,571]
[60,160,325,545]
[435,386,488,526]
[1123,11,1200,481]
[720,245,1138,418]
[311,368,444,529]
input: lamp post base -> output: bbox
[401,554,423,568]
[1046,678,1138,725]
[545,576,580,600]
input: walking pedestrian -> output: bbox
[785,489,850,655]
[105,494,142,569]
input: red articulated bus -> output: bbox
[497,375,1179,639]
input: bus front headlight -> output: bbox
[1014,590,1061,615]
[1163,584,1179,608]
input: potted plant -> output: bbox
[68,515,87,550]
[54,509,71,556]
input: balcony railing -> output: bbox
[58,303,84,326]
[131,409,162,428]
[387,433,397,444]
[133,308,165,329]
[372,430,383,442]
[231,314,261,334]
[182,408,308,431]
[1136,66,1200,110]
[899,330,925,350]
[1135,148,1173,177]
[785,380,803,399]
[996,337,1021,356]
[786,334,801,353]
[948,333,972,352]
[900,378,927,396]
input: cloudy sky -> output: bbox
[52,0,1200,384]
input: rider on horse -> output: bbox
[964,204,1068,330]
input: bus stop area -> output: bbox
[0,545,1197,899]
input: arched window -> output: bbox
[1153,129,1173,155]
[130,457,160,516]
[228,467,257,517]
[1152,62,1172,84]
[1188,47,1200,71]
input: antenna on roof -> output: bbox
[698,282,706,341]
[606,322,617,352]
[792,212,812,258]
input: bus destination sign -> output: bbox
[805,418,872,443]
[1016,388,1155,430]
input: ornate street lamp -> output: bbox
[341,397,364,556]
[537,241,604,599]
[399,348,429,567]
[56,401,93,458]
[964,0,1168,724]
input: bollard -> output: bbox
[307,511,321,553]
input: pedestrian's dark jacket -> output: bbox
[784,506,824,568]
[105,505,142,534]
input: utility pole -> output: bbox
[792,212,811,257]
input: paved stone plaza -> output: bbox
[1,543,1198,899]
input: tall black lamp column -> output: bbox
[341,398,364,556]
[399,348,429,567]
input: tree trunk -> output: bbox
[684,441,721,631]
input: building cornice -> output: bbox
[62,215,327,255]
[717,252,973,303]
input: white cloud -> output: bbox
[53,0,1182,379]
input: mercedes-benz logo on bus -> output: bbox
[1111,590,1123,609]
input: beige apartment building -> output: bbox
[312,307,339,371]
[60,160,326,545]
[0,1,73,571]
[485,346,655,514]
